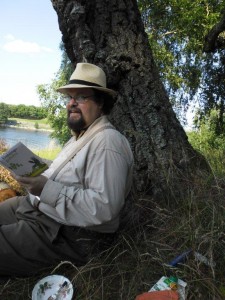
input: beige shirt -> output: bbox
[37,116,133,233]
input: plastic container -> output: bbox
[149,276,178,292]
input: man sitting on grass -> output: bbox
[0,63,133,276]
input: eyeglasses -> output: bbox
[67,94,95,104]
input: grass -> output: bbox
[34,147,61,161]
[196,148,225,180]
[7,118,52,131]
[1,140,225,299]
[9,118,49,125]
[1,186,225,299]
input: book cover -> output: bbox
[0,142,48,177]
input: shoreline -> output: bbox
[1,124,53,133]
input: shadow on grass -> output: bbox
[1,183,225,299]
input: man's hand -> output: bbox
[14,175,48,196]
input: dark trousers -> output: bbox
[0,196,114,276]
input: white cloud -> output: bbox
[4,34,15,41]
[2,35,53,54]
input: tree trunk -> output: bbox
[51,0,209,200]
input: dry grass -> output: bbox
[0,166,26,195]
[0,139,8,154]
[1,177,225,299]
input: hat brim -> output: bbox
[57,84,117,97]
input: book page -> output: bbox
[0,142,48,177]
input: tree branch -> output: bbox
[203,11,225,53]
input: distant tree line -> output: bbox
[0,102,47,123]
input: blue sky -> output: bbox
[0,0,62,106]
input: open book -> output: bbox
[0,142,48,177]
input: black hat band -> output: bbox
[69,79,103,87]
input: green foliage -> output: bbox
[1,103,46,125]
[199,51,225,128]
[138,0,224,123]
[187,109,225,177]
[0,102,10,123]
[37,80,71,145]
[189,109,225,150]
[0,103,47,120]
[37,43,73,145]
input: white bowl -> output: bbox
[32,274,73,300]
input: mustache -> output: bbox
[68,106,82,114]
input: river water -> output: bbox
[0,127,58,150]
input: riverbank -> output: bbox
[3,124,53,132]
[4,118,53,132]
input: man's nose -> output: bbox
[66,98,77,109]
[69,98,78,106]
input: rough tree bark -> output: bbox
[51,0,209,200]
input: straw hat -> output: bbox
[57,63,116,96]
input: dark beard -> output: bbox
[67,114,86,132]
